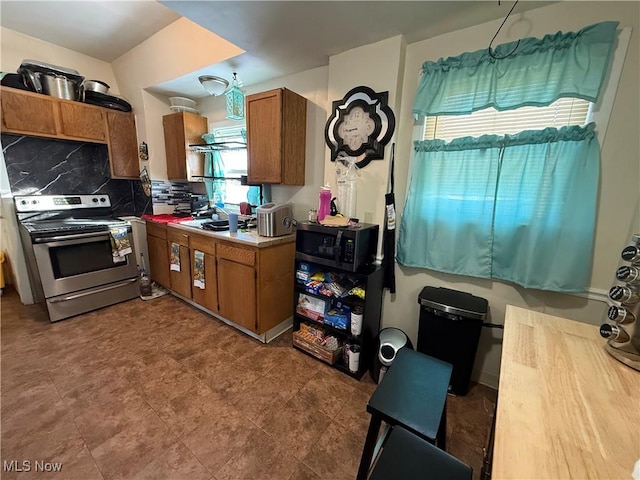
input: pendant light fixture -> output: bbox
[225,72,245,120]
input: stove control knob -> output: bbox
[92,198,98,203]
[100,197,106,203]
[20,200,27,205]
[31,200,37,204]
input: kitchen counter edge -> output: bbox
[145,219,295,248]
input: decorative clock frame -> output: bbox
[324,85,396,169]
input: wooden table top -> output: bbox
[493,305,640,479]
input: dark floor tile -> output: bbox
[89,411,177,480]
[181,407,258,474]
[214,429,300,480]
[261,396,331,461]
[302,421,365,480]
[288,462,322,480]
[132,440,210,480]
[1,288,497,480]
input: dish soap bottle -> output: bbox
[317,184,332,222]
[139,253,152,297]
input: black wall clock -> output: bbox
[324,85,396,169]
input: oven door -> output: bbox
[32,230,138,298]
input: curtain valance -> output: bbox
[414,123,597,153]
[413,21,618,116]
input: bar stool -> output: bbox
[356,348,452,480]
[369,426,472,480]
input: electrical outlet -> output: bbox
[364,211,373,223]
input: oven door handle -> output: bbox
[48,278,138,303]
[34,231,114,243]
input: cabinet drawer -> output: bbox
[217,242,255,266]
[190,233,216,256]
[168,228,189,247]
[146,221,167,240]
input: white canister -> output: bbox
[351,306,364,336]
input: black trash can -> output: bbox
[417,287,488,396]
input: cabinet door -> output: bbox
[107,111,139,179]
[58,102,106,141]
[218,258,257,332]
[1,88,58,136]
[246,89,283,184]
[183,112,208,181]
[163,112,207,181]
[191,251,218,312]
[170,244,192,299]
[147,234,170,288]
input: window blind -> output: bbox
[424,97,590,142]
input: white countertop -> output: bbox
[167,221,295,248]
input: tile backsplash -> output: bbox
[1,134,151,217]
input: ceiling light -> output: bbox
[198,75,229,96]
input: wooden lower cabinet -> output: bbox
[167,229,191,299]
[146,223,170,289]
[149,223,294,336]
[218,258,257,332]
[190,232,218,313]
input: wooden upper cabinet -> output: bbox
[1,87,139,179]
[246,88,306,185]
[1,87,58,136]
[106,111,139,179]
[163,111,208,182]
[59,102,106,141]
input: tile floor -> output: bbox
[1,288,497,479]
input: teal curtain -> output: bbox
[202,133,225,207]
[413,21,618,116]
[397,124,600,292]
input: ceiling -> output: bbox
[0,1,556,98]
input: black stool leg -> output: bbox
[356,415,382,480]
[436,398,447,451]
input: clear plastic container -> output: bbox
[336,156,357,218]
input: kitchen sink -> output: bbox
[177,218,216,228]
[201,220,230,231]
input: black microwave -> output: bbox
[295,221,379,272]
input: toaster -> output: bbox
[256,203,294,237]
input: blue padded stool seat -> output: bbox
[369,426,472,480]
[356,348,453,480]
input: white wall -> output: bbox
[325,36,406,238]
[0,27,123,303]
[111,17,244,182]
[388,1,640,387]
[197,66,330,222]
[0,27,120,93]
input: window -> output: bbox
[423,97,591,141]
[398,21,619,292]
[206,126,249,206]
